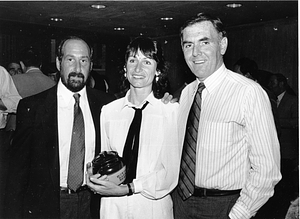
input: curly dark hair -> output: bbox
[120,36,170,99]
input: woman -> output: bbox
[87,37,180,219]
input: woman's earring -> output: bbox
[124,67,127,78]
[155,70,161,82]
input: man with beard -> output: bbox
[4,36,115,219]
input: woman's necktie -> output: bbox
[122,101,149,184]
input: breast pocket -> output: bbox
[200,120,244,152]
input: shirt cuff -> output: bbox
[1,97,18,113]
[229,202,251,219]
[132,179,143,194]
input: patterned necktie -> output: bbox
[67,93,85,191]
[122,101,149,184]
[178,83,205,200]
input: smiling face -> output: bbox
[56,39,92,92]
[126,49,157,92]
[181,21,227,81]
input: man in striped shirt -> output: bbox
[172,13,281,219]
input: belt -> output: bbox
[193,187,241,197]
[60,185,88,194]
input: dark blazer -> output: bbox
[277,92,298,160]
[4,85,114,218]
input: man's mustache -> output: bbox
[68,72,85,78]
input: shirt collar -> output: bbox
[25,67,40,74]
[195,64,226,94]
[122,90,155,109]
[57,78,87,106]
[277,91,286,103]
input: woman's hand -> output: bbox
[86,162,129,196]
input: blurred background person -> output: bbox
[0,66,21,135]
[285,197,299,219]
[255,73,298,219]
[0,65,21,217]
[233,57,259,81]
[12,47,56,98]
[0,66,21,129]
[6,47,56,140]
[268,73,298,197]
[268,73,298,165]
[41,62,60,83]
[6,61,23,76]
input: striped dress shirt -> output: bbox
[178,64,281,219]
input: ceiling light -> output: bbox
[226,3,242,8]
[91,4,106,9]
[161,17,173,21]
[114,27,125,31]
[50,17,63,22]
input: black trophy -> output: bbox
[92,151,126,185]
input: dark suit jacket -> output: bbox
[277,92,298,159]
[4,85,114,218]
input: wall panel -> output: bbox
[226,18,298,93]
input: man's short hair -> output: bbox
[180,13,227,40]
[234,57,258,79]
[20,47,42,68]
[56,36,93,61]
[274,73,288,87]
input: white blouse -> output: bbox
[99,91,180,219]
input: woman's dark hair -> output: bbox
[121,36,169,99]
[180,13,227,41]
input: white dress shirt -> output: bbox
[178,64,281,219]
[57,79,95,187]
[99,91,180,219]
[0,66,21,128]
